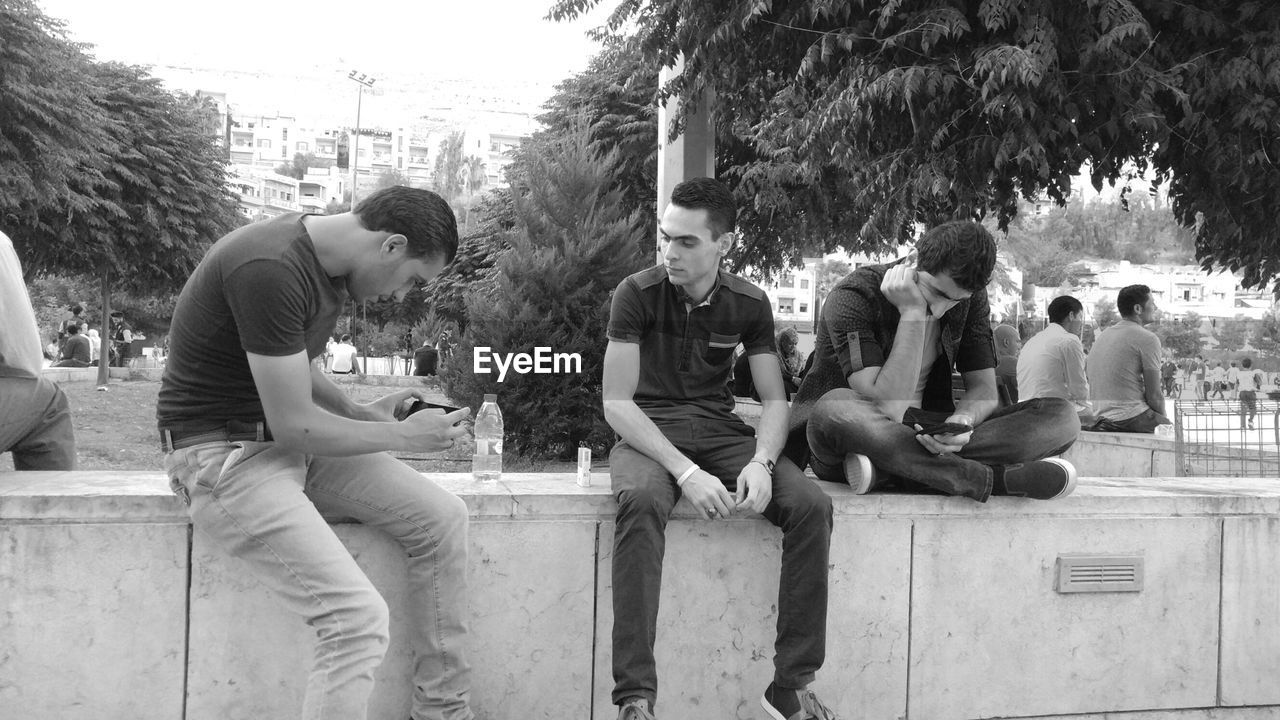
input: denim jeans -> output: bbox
[0,375,76,470]
[608,416,832,706]
[806,390,1079,501]
[1086,408,1170,434]
[164,441,473,720]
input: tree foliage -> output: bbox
[439,121,649,459]
[551,0,1280,290]
[1212,316,1252,354]
[1153,312,1203,358]
[1253,311,1280,361]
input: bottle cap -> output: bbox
[484,393,497,402]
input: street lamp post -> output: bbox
[347,70,376,375]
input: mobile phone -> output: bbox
[403,400,461,417]
[915,421,973,436]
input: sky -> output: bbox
[36,0,615,85]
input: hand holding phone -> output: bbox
[403,399,461,416]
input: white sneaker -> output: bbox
[844,453,877,494]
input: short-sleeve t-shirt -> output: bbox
[156,213,346,432]
[607,265,777,422]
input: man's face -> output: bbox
[1065,310,1084,337]
[914,268,972,318]
[347,235,445,303]
[1138,296,1158,324]
[659,203,730,291]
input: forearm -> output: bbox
[310,366,362,418]
[954,390,998,425]
[870,312,931,421]
[754,399,790,461]
[1144,376,1166,414]
[273,407,411,456]
[603,399,695,477]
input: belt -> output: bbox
[160,420,272,452]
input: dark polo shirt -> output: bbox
[607,264,776,423]
[784,259,996,463]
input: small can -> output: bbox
[576,447,592,487]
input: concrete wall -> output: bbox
[4,472,1280,720]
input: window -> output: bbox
[282,128,288,141]
[800,278,810,290]
[799,303,809,313]
[257,139,271,149]
[781,273,795,286]
[778,298,794,314]
[296,142,309,153]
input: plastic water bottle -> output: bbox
[472,393,503,481]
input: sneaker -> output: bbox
[761,682,839,720]
[843,453,877,494]
[996,458,1077,500]
[618,697,655,720]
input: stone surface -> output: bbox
[1062,431,1177,477]
[0,522,189,720]
[186,517,597,720]
[1220,517,1280,706]
[909,517,1221,720]
[592,513,912,720]
[1027,710,1280,720]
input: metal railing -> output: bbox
[1173,398,1280,477]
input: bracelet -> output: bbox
[676,464,699,487]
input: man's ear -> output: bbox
[382,233,408,255]
[716,231,736,257]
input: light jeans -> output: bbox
[165,441,473,720]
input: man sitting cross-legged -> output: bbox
[603,177,837,720]
[785,220,1080,502]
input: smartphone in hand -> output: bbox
[914,421,973,436]
[400,400,462,419]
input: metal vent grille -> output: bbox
[1055,554,1144,593]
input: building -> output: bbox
[228,166,346,221]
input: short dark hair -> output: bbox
[340,333,352,343]
[66,322,81,334]
[1047,295,1083,325]
[1242,357,1253,369]
[354,186,459,264]
[1116,285,1151,318]
[915,221,997,293]
[670,177,736,237]
[70,304,83,315]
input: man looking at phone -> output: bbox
[785,221,1079,501]
[603,177,836,720]
[156,186,475,720]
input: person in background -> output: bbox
[993,323,1021,404]
[1194,356,1209,400]
[330,333,359,375]
[1085,284,1169,433]
[412,339,439,377]
[1017,295,1093,425]
[1226,360,1240,400]
[777,327,805,399]
[1238,357,1262,430]
[109,310,134,367]
[1161,354,1178,398]
[1209,361,1227,400]
[52,322,92,367]
[85,327,102,365]
[0,230,77,469]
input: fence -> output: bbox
[1173,397,1280,477]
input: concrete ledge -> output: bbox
[4,471,1280,719]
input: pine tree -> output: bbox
[439,121,648,459]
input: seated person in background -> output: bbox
[603,177,836,720]
[1085,284,1170,433]
[1017,295,1093,425]
[52,322,92,367]
[0,230,76,469]
[777,327,805,399]
[731,346,759,400]
[329,333,359,374]
[412,339,438,376]
[786,221,1079,503]
[993,323,1020,404]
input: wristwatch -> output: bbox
[750,457,776,474]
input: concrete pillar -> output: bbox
[656,58,715,264]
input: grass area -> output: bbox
[2,379,578,473]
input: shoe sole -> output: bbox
[844,453,876,494]
[759,694,787,720]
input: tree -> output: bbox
[812,258,851,313]
[1154,314,1203,359]
[459,156,487,232]
[274,152,324,180]
[1213,316,1253,354]
[552,0,1280,290]
[1093,297,1119,330]
[439,120,648,458]
[431,132,465,210]
[0,0,112,232]
[1252,312,1280,362]
[374,169,409,191]
[14,61,240,384]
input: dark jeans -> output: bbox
[609,416,832,706]
[1086,408,1170,434]
[806,390,1079,502]
[1240,390,1258,427]
[0,375,77,470]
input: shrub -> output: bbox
[439,120,647,459]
